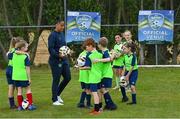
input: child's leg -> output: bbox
[98,89,103,109]
[131,85,137,104]
[26,86,33,105]
[8,85,16,108]
[91,92,99,112]
[77,82,86,107]
[85,89,91,107]
[17,87,23,107]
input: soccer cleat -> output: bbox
[28,104,37,110]
[109,104,117,110]
[53,101,64,106]
[10,105,17,109]
[17,106,24,111]
[57,96,64,103]
[104,104,117,110]
[89,110,101,115]
[127,102,137,105]
[122,97,129,102]
[77,103,85,108]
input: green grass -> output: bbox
[0,67,180,118]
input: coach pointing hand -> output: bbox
[48,17,71,106]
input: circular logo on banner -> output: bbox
[148,13,164,30]
[76,15,92,31]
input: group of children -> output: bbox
[77,30,138,115]
[4,30,138,114]
[6,37,36,111]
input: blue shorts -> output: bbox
[125,70,138,86]
[113,65,124,69]
[6,66,14,85]
[14,81,30,87]
[90,83,101,92]
[100,78,112,88]
[81,82,90,90]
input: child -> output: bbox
[112,34,125,90]
[77,44,91,108]
[93,37,117,110]
[80,38,102,115]
[6,37,20,109]
[9,40,36,110]
[123,30,133,43]
[120,43,138,105]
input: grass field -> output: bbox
[0,66,180,118]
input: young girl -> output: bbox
[94,37,117,110]
[80,38,102,115]
[6,37,20,109]
[9,40,36,110]
[123,30,134,43]
[112,34,125,90]
[77,44,91,108]
[121,43,138,105]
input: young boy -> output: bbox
[80,38,102,115]
[93,37,117,110]
[9,40,36,110]
[120,43,138,105]
[77,45,91,108]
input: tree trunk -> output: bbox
[139,0,145,65]
[0,40,8,62]
[29,0,43,64]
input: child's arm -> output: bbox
[79,66,90,70]
[15,50,30,58]
[93,58,111,63]
[26,66,31,84]
[25,55,31,83]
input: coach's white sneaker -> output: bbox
[57,96,64,103]
[53,101,64,106]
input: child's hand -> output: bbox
[28,79,31,85]
[93,59,100,63]
[125,75,129,81]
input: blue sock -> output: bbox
[79,91,86,104]
[120,86,127,98]
[104,92,114,106]
[9,97,15,107]
[132,93,136,103]
[86,94,91,106]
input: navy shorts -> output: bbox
[14,81,30,87]
[89,83,101,92]
[81,82,90,90]
[6,66,14,85]
[113,65,124,69]
[100,78,112,88]
[125,70,138,86]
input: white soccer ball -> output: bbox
[119,76,128,87]
[59,46,71,56]
[77,56,86,67]
[22,99,29,109]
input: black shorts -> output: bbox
[100,78,112,88]
[6,66,14,85]
[81,82,90,90]
[14,81,30,87]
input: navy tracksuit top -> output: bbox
[48,31,67,65]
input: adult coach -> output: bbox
[48,17,71,106]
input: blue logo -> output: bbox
[148,13,164,30]
[76,15,92,31]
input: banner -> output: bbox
[138,10,174,44]
[66,11,101,43]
